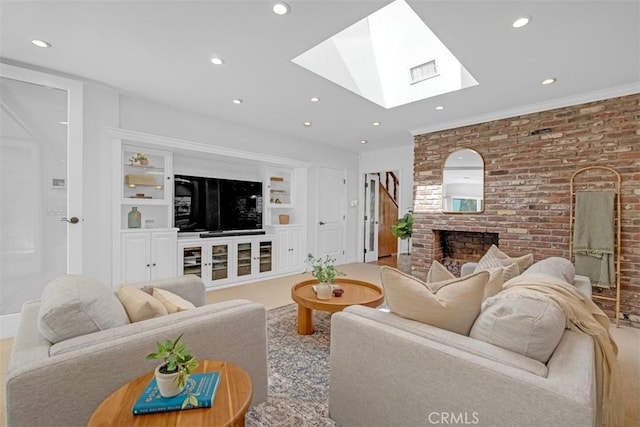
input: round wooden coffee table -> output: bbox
[88,360,252,427]
[291,277,384,335]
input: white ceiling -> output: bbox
[1,0,638,153]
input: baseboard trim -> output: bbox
[1,313,20,339]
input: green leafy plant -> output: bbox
[146,333,199,408]
[391,212,413,254]
[305,253,345,284]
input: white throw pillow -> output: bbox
[381,266,488,336]
[470,293,566,363]
[525,257,575,284]
[152,287,196,313]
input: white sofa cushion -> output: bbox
[38,274,130,344]
[470,293,566,363]
[381,266,488,335]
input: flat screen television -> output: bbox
[174,174,263,232]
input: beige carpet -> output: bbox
[1,262,638,426]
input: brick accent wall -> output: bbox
[412,93,640,325]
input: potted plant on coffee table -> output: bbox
[305,253,345,300]
[391,212,413,274]
[146,333,199,404]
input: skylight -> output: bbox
[292,0,478,109]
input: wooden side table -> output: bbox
[88,360,252,427]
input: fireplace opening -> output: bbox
[433,230,499,276]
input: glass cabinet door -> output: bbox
[236,242,253,277]
[259,241,272,273]
[210,243,229,281]
[182,246,202,277]
[122,146,168,202]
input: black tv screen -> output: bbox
[174,175,263,232]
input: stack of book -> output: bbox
[132,371,220,415]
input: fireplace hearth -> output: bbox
[432,230,499,276]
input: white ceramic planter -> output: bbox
[316,282,333,300]
[154,364,184,397]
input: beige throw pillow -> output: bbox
[426,260,455,284]
[475,245,533,278]
[117,283,168,322]
[380,266,488,336]
[428,260,503,300]
[152,287,195,313]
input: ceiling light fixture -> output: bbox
[210,57,225,65]
[512,16,532,28]
[360,140,368,144]
[272,2,290,15]
[435,106,444,110]
[232,99,243,104]
[31,39,51,48]
[372,121,381,126]
[542,78,557,85]
[303,122,312,127]
[59,121,68,125]
[310,97,320,102]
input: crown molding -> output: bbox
[106,127,312,168]
[409,83,640,136]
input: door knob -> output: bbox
[61,217,80,224]
[319,221,325,225]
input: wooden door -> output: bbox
[378,185,398,257]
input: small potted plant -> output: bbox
[146,333,199,399]
[305,253,345,299]
[391,212,413,274]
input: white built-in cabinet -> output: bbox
[178,235,274,288]
[275,225,304,273]
[120,229,177,283]
[110,128,309,290]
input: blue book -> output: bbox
[132,371,220,415]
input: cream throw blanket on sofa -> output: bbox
[501,273,621,427]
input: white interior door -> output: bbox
[0,64,83,338]
[363,173,380,262]
[316,167,346,264]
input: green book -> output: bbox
[132,371,220,415]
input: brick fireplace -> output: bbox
[411,93,639,326]
[433,230,499,276]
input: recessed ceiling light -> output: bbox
[59,121,68,125]
[372,121,381,126]
[303,122,312,127]
[542,78,557,85]
[310,97,320,102]
[232,99,243,104]
[435,106,444,110]
[360,140,368,144]
[272,2,290,15]
[512,16,532,28]
[31,39,51,48]
[210,57,225,65]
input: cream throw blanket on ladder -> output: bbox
[502,273,621,427]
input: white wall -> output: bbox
[82,84,120,286]
[358,144,414,261]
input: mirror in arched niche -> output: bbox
[442,149,484,213]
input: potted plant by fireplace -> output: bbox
[146,333,199,402]
[391,212,413,274]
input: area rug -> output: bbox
[245,304,338,426]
